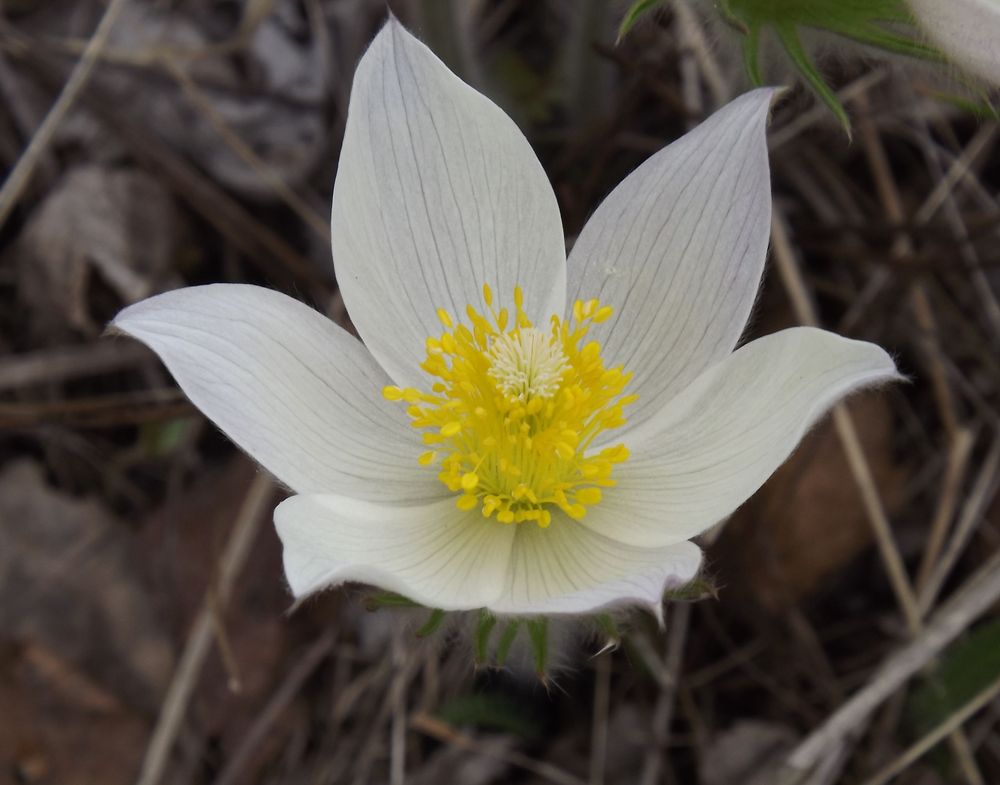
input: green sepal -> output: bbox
[416,608,447,638]
[474,610,499,664]
[526,618,550,676]
[664,577,718,603]
[495,621,521,667]
[364,591,422,611]
[596,613,620,641]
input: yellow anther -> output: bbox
[384,287,634,529]
[576,487,602,505]
[592,305,614,323]
[456,494,478,511]
[555,442,575,460]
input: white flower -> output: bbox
[111,20,899,618]
[908,0,1000,85]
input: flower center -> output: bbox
[383,285,636,527]
[487,328,568,401]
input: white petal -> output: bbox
[332,19,566,387]
[908,0,1000,85]
[275,495,515,609]
[567,89,775,434]
[489,514,702,616]
[586,327,900,547]
[111,284,440,501]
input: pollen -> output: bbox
[383,286,636,527]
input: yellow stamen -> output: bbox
[383,287,635,527]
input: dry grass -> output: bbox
[1,2,999,784]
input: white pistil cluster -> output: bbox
[487,328,569,402]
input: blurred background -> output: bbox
[2,1,1000,784]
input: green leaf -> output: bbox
[717,0,943,130]
[908,619,1000,737]
[138,417,196,457]
[742,23,764,86]
[926,89,999,121]
[436,692,544,739]
[416,608,446,638]
[775,22,851,133]
[618,0,668,43]
[474,611,498,664]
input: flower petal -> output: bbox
[908,0,1000,85]
[585,327,900,548]
[566,89,775,433]
[111,284,440,501]
[275,495,515,609]
[332,19,566,387]
[489,513,702,616]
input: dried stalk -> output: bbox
[135,474,274,785]
[776,548,1000,784]
[0,0,128,228]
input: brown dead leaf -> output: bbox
[0,641,147,785]
[712,393,907,613]
[14,165,178,339]
[0,459,174,710]
[100,3,328,200]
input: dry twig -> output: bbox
[776,547,1000,784]
[135,473,274,785]
[0,0,127,228]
